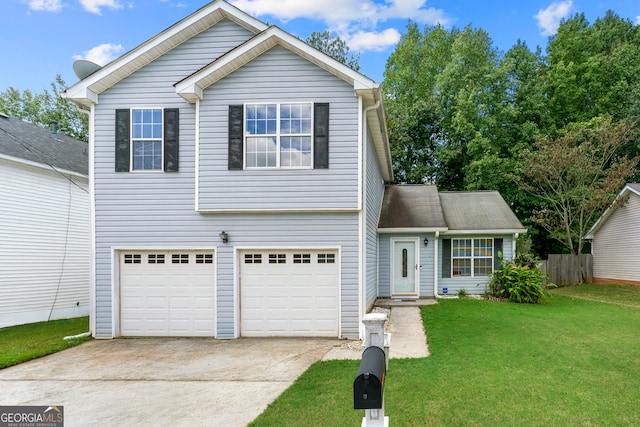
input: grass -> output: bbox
[250,286,640,426]
[549,283,640,307]
[0,316,91,369]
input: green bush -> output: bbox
[489,260,552,304]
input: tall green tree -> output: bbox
[544,11,640,127]
[0,74,88,141]
[383,22,457,184]
[305,30,361,71]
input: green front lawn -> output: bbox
[549,283,640,307]
[250,286,640,426]
[0,316,90,369]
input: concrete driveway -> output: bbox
[0,337,345,426]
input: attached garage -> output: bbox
[119,250,215,337]
[240,249,339,337]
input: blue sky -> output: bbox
[2,0,639,93]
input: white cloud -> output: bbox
[230,0,449,52]
[534,0,573,36]
[73,43,124,65]
[636,16,640,25]
[348,28,401,51]
[78,0,123,14]
[27,0,64,12]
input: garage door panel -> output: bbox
[241,250,339,337]
[120,251,215,337]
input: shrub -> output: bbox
[489,260,552,304]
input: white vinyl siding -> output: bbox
[592,192,640,283]
[197,46,359,211]
[0,159,89,327]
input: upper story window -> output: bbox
[228,103,328,171]
[244,103,313,169]
[132,109,163,171]
[452,238,493,277]
[115,108,179,173]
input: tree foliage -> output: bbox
[0,74,88,141]
[384,11,640,257]
[519,116,639,255]
[305,30,361,71]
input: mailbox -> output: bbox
[353,345,386,409]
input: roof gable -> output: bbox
[586,183,640,238]
[63,0,267,106]
[0,116,88,176]
[175,26,378,103]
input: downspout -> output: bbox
[433,231,439,297]
[75,103,95,338]
[359,99,381,339]
[513,233,519,260]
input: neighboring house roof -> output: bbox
[585,183,640,239]
[0,115,88,176]
[378,185,447,230]
[378,185,526,234]
[439,191,525,233]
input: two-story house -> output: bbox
[63,0,524,340]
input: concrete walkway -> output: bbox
[323,299,435,360]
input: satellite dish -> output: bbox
[73,60,102,80]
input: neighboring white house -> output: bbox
[62,0,524,340]
[586,183,640,285]
[0,115,90,327]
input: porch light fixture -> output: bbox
[423,238,429,247]
[219,231,229,243]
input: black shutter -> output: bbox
[442,239,451,278]
[314,103,329,169]
[115,109,130,172]
[228,105,243,170]
[494,238,503,270]
[164,108,179,172]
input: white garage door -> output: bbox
[120,250,215,337]
[240,250,339,337]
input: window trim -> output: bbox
[451,238,494,278]
[130,108,164,173]
[243,102,314,170]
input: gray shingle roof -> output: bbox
[378,185,525,232]
[439,191,525,231]
[0,115,88,175]
[378,185,447,229]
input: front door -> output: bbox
[392,239,419,297]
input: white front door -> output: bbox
[392,239,419,296]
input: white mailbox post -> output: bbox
[356,313,390,427]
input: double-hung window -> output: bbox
[115,107,179,173]
[245,103,313,169]
[452,238,493,277]
[132,109,163,171]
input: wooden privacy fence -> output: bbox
[539,254,593,285]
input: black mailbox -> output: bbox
[353,345,386,409]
